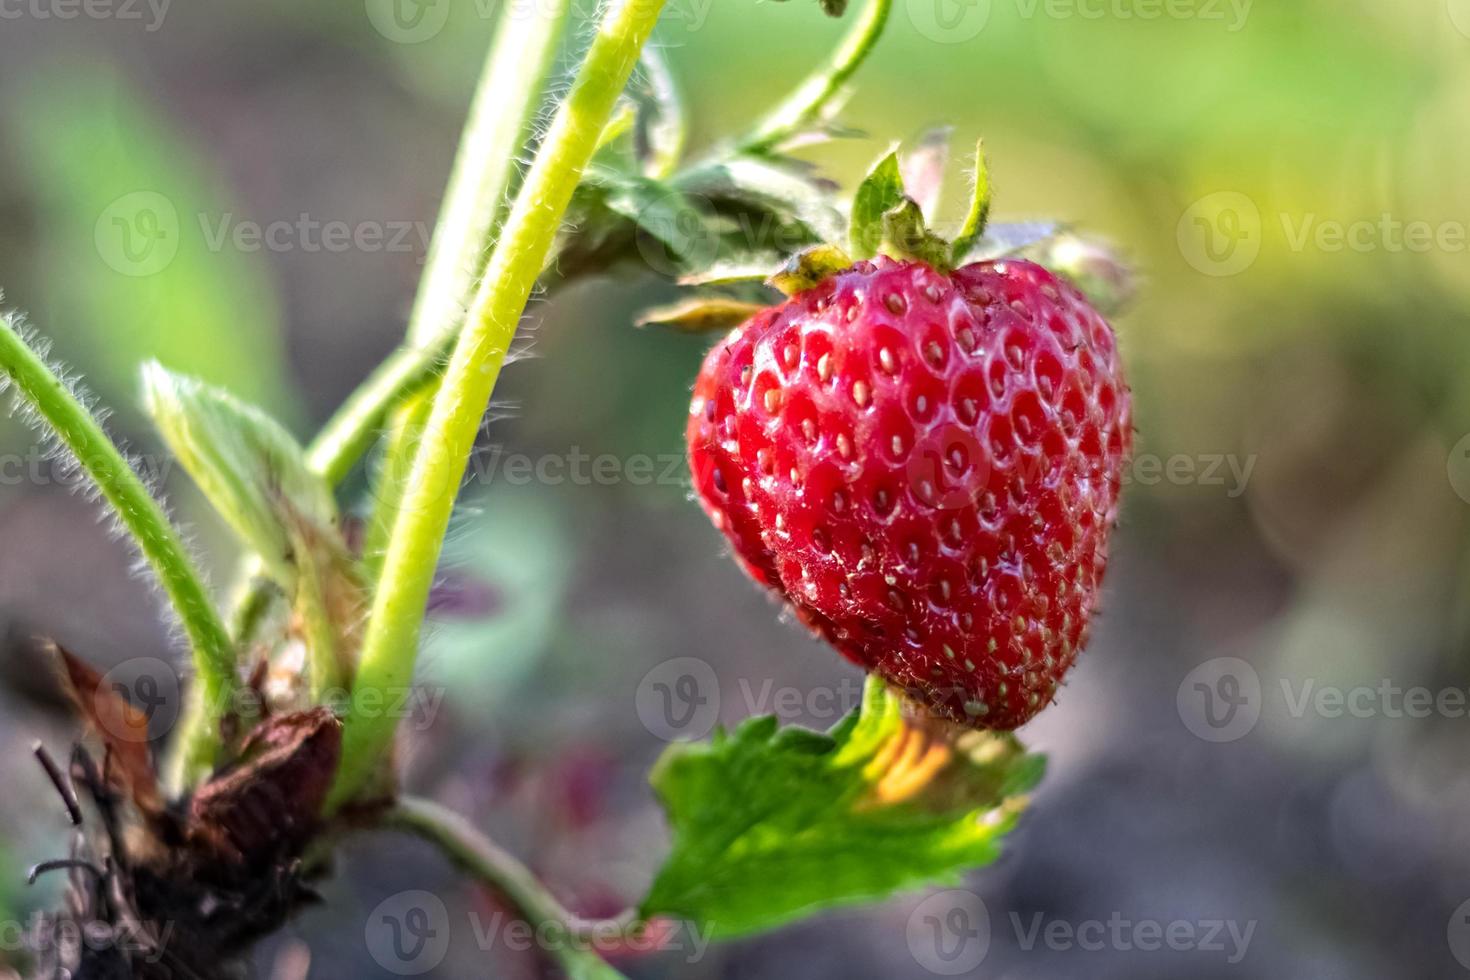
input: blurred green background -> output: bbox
[2,0,1470,977]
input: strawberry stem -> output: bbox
[739,0,894,153]
[0,318,237,776]
[383,797,636,978]
[329,0,671,810]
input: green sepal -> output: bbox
[635,296,769,333]
[639,677,1045,938]
[767,243,854,295]
[881,197,953,270]
[949,139,992,264]
[849,147,904,259]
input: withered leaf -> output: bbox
[53,644,164,819]
[188,707,342,866]
[635,296,768,333]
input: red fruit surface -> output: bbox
[686,257,1131,729]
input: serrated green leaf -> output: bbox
[142,363,337,587]
[598,175,720,273]
[849,148,905,259]
[950,139,992,264]
[680,157,847,246]
[640,677,1043,938]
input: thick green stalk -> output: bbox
[304,0,569,491]
[360,0,570,586]
[739,0,893,153]
[0,322,236,768]
[329,0,670,808]
[201,0,572,754]
[407,0,570,347]
[361,389,432,584]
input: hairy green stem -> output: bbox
[186,0,575,780]
[408,0,569,347]
[0,322,236,769]
[361,390,431,584]
[329,0,669,808]
[384,797,636,977]
[739,0,893,153]
[302,0,570,524]
[361,0,570,592]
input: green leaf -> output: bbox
[949,139,992,265]
[640,677,1044,938]
[680,157,847,245]
[594,100,639,156]
[142,363,338,588]
[677,255,788,286]
[596,174,721,274]
[849,148,905,259]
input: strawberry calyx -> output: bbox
[766,138,993,297]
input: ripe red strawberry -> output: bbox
[687,256,1131,729]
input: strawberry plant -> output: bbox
[1,0,1131,974]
